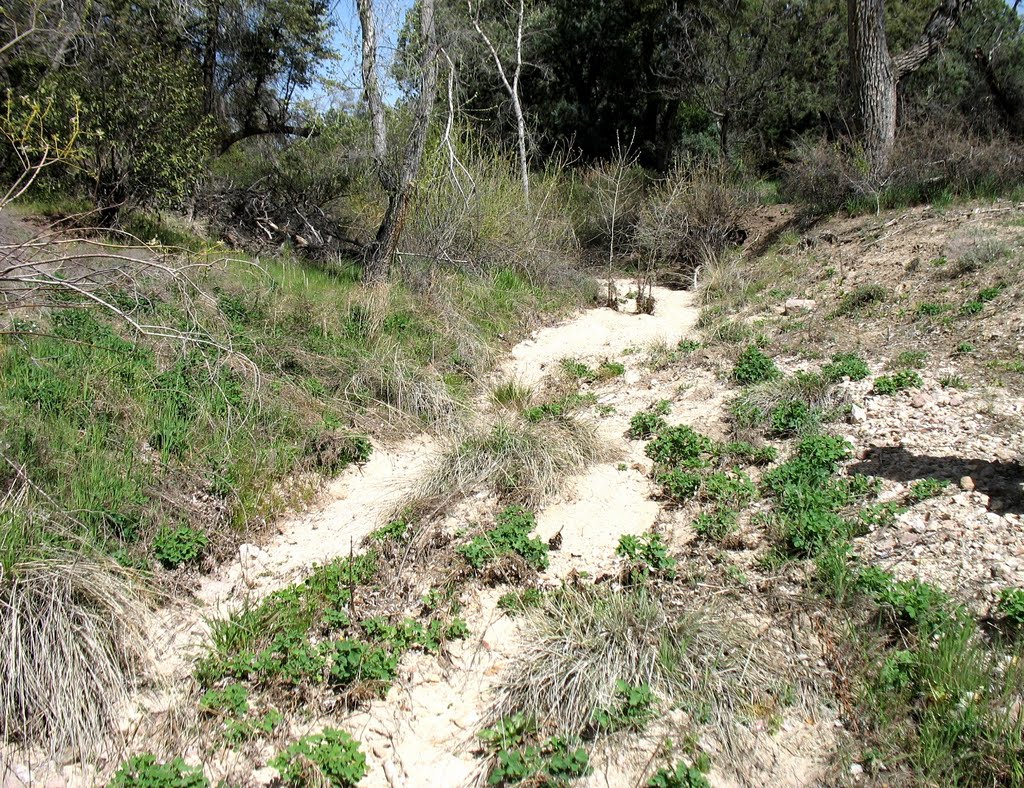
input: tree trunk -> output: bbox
[202,0,222,118]
[849,0,973,175]
[849,0,898,174]
[361,0,438,283]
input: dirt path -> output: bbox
[45,281,708,787]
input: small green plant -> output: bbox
[479,713,538,749]
[153,525,208,568]
[616,531,677,578]
[822,352,870,382]
[955,341,975,354]
[560,358,595,381]
[693,509,738,541]
[700,470,756,507]
[892,350,929,370]
[498,588,544,616]
[908,478,948,502]
[628,410,668,440]
[645,425,713,466]
[199,683,249,717]
[732,345,781,385]
[768,399,818,437]
[977,284,1005,302]
[459,506,549,571]
[718,441,777,465]
[915,302,950,318]
[597,360,625,379]
[224,709,284,745]
[871,370,923,395]
[677,339,701,353]
[655,468,703,502]
[960,300,984,316]
[271,729,367,787]
[996,588,1024,628]
[108,755,208,787]
[939,374,968,390]
[487,736,590,785]
[833,284,887,316]
[591,680,657,732]
[370,515,410,543]
[647,761,711,788]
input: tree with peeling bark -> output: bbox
[849,0,973,173]
[467,0,530,202]
[357,0,440,282]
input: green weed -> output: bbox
[871,370,923,395]
[732,345,781,385]
[591,680,657,733]
[152,525,208,568]
[616,532,677,578]
[271,729,366,787]
[108,755,208,787]
[459,506,549,572]
[822,352,870,382]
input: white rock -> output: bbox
[784,298,817,314]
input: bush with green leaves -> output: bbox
[271,729,367,787]
[107,754,208,788]
[822,352,870,382]
[459,506,549,571]
[152,525,208,568]
[871,370,923,395]
[616,532,677,578]
[655,468,704,502]
[717,441,777,466]
[732,345,781,385]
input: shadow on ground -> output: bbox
[848,446,1024,515]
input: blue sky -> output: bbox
[312,0,415,109]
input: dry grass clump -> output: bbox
[349,340,465,431]
[490,584,772,739]
[0,548,153,762]
[407,415,603,510]
[738,371,850,416]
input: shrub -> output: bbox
[271,729,367,787]
[108,755,207,787]
[915,302,951,318]
[633,162,753,285]
[872,370,923,395]
[718,441,777,466]
[732,345,781,386]
[822,352,870,382]
[153,525,209,568]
